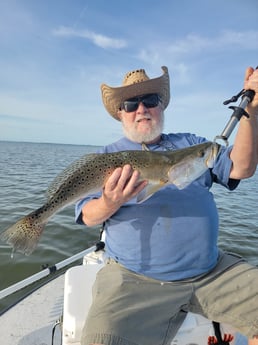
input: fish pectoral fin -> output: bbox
[136,181,166,203]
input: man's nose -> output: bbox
[136,102,148,113]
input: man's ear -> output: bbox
[117,110,123,121]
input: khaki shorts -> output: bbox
[81,252,258,345]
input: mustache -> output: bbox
[135,115,152,122]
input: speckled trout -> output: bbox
[0,141,220,255]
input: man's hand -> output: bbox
[102,164,148,208]
[244,67,258,115]
[81,165,148,226]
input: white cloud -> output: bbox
[52,26,127,49]
[134,29,258,86]
[137,30,258,64]
[169,30,258,55]
[218,30,258,49]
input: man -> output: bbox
[75,66,258,345]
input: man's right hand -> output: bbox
[81,165,148,227]
[102,164,147,208]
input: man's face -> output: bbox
[118,94,164,144]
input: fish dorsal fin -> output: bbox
[137,181,167,203]
[46,153,99,199]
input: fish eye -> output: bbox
[197,150,205,158]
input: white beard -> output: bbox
[122,112,164,144]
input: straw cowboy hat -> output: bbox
[101,66,170,120]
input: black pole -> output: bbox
[214,67,257,145]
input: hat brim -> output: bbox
[101,66,170,120]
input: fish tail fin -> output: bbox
[0,215,46,256]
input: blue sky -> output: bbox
[0,0,258,146]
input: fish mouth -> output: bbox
[207,142,221,167]
[212,142,221,159]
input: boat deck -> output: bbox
[0,274,64,345]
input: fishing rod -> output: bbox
[0,245,96,300]
[214,66,257,146]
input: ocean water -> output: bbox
[0,141,257,310]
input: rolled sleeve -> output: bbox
[212,145,240,190]
[75,192,101,225]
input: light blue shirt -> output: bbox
[75,133,239,281]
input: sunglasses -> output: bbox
[120,94,161,113]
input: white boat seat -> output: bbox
[62,264,103,345]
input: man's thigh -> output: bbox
[192,252,258,338]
